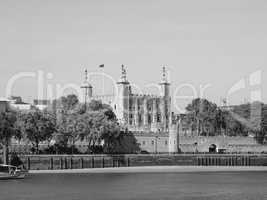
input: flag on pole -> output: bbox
[99,64,104,68]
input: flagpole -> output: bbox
[99,64,105,96]
[102,67,104,96]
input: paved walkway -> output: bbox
[30,166,267,174]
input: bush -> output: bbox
[41,144,82,155]
[10,152,23,167]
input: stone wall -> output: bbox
[135,135,267,153]
[9,135,267,154]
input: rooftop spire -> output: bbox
[161,66,169,83]
[122,65,126,78]
[119,64,128,82]
[81,69,92,89]
[163,66,166,80]
[84,69,88,82]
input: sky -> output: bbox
[0,0,267,111]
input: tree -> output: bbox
[53,95,139,154]
[77,111,114,153]
[185,98,218,136]
[19,109,56,154]
[47,94,81,152]
[103,130,140,154]
[58,94,79,111]
[0,111,21,164]
[88,100,104,111]
[226,101,266,140]
[57,111,89,154]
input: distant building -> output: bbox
[6,96,52,111]
[8,96,32,110]
[0,98,10,112]
[33,99,51,110]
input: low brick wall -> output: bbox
[16,154,267,170]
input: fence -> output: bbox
[17,154,267,170]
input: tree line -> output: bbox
[184,98,267,143]
[0,94,140,164]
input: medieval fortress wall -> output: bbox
[81,66,267,153]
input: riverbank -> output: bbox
[30,166,267,174]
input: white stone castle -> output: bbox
[81,65,179,153]
[81,65,175,132]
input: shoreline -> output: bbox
[29,166,267,174]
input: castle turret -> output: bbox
[159,67,171,131]
[116,65,131,125]
[159,66,170,97]
[80,69,93,104]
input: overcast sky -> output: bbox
[0,0,267,111]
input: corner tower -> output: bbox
[80,69,93,104]
[116,65,131,125]
[159,66,170,97]
[159,67,171,131]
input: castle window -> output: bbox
[157,114,161,122]
[129,114,133,122]
[165,140,168,145]
[142,141,146,145]
[151,140,154,145]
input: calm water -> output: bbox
[0,171,266,200]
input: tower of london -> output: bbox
[81,65,175,134]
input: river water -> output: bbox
[0,171,266,200]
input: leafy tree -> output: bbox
[52,96,139,154]
[19,109,56,154]
[77,111,113,153]
[56,112,82,154]
[225,101,267,141]
[0,111,21,164]
[47,94,80,117]
[88,100,104,111]
[59,94,79,111]
[103,130,140,154]
[185,98,218,136]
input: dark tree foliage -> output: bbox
[103,130,140,154]
[19,109,56,154]
[185,98,267,144]
[51,95,138,154]
[0,110,21,164]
